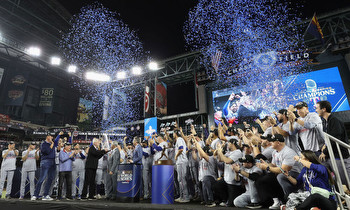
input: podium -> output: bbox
[151,160,174,204]
[116,163,142,202]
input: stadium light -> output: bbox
[116,71,126,80]
[85,71,111,82]
[67,65,77,73]
[51,56,61,65]
[148,62,159,71]
[132,66,142,75]
[27,46,41,57]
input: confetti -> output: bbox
[59,2,146,129]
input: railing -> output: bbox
[324,132,350,209]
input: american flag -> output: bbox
[211,49,222,72]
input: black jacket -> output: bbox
[323,114,349,159]
[85,145,107,170]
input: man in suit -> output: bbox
[106,141,120,200]
[81,138,108,200]
[130,136,142,164]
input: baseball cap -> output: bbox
[255,154,268,161]
[239,155,255,164]
[141,139,148,144]
[278,109,287,115]
[30,142,36,145]
[267,134,285,142]
[227,127,237,134]
[228,138,237,144]
[258,116,269,123]
[203,145,213,156]
[295,101,308,109]
[64,142,72,146]
[8,141,15,145]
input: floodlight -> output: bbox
[27,46,41,57]
[132,66,142,75]
[117,71,126,80]
[51,57,61,65]
[148,62,159,71]
[85,71,111,82]
[67,65,77,73]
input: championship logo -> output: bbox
[11,75,26,85]
[8,90,23,100]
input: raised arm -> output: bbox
[195,141,209,162]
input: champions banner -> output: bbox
[212,66,350,124]
[4,69,28,106]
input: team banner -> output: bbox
[156,82,167,116]
[212,66,350,124]
[144,82,153,118]
[39,87,55,113]
[77,98,93,123]
[4,69,28,106]
[0,68,4,86]
[102,95,109,120]
[144,117,157,137]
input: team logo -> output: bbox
[11,75,26,85]
[8,90,23,100]
[145,86,150,112]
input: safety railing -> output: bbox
[324,132,350,210]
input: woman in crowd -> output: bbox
[283,150,336,210]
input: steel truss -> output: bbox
[301,7,350,52]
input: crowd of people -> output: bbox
[0,100,348,210]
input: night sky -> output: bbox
[57,0,350,61]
